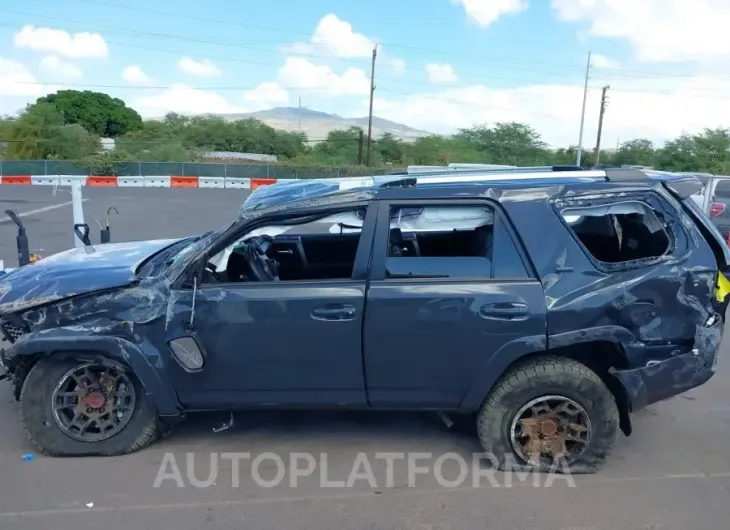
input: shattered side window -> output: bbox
[561,201,671,265]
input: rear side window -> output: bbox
[561,201,671,264]
[383,204,529,279]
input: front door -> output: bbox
[363,199,547,408]
[168,203,378,408]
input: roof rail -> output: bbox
[404,165,594,177]
[374,168,610,189]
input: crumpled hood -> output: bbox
[0,238,182,315]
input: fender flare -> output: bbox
[458,334,547,412]
[547,326,637,352]
[5,329,183,417]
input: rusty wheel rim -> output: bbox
[51,363,136,443]
[509,395,592,467]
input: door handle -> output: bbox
[479,302,529,321]
[311,304,357,321]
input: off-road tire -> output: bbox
[19,357,160,457]
[476,356,619,474]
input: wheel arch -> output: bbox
[5,329,183,418]
[459,329,634,436]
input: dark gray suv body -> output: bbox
[1,167,727,473]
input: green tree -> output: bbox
[692,128,730,174]
[309,127,365,165]
[33,90,143,137]
[612,139,656,167]
[2,102,99,159]
[656,134,700,172]
[406,135,482,165]
[456,122,550,165]
[375,133,406,164]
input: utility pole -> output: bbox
[298,96,302,132]
[366,45,377,167]
[575,51,592,167]
[594,85,610,164]
[357,129,364,165]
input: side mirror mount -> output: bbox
[182,257,206,288]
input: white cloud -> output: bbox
[278,56,370,96]
[0,57,45,97]
[0,57,56,115]
[551,0,730,63]
[122,65,151,83]
[591,53,621,70]
[285,14,376,58]
[452,0,529,27]
[132,84,247,116]
[177,57,222,77]
[40,56,82,78]
[371,75,730,149]
[243,82,290,110]
[426,63,458,84]
[388,58,406,75]
[14,25,108,58]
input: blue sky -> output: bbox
[1,0,728,147]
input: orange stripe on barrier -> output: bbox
[1,175,32,185]
[171,176,199,188]
[250,178,277,190]
[87,176,117,187]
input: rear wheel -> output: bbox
[476,356,619,474]
[20,358,160,456]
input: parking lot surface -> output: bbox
[1,186,251,266]
[1,186,730,529]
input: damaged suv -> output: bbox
[1,167,728,473]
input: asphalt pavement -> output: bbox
[1,185,730,529]
[0,186,251,267]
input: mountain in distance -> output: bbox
[212,107,433,142]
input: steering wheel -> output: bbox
[244,236,279,281]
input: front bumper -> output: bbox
[611,316,723,411]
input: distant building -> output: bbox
[203,152,277,162]
[100,138,115,150]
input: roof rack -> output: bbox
[405,164,586,175]
[376,166,654,189]
[242,166,698,213]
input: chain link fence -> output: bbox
[0,160,402,179]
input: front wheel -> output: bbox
[476,356,619,474]
[20,358,160,457]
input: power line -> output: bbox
[63,0,595,70]
[4,12,730,100]
[3,79,573,118]
[61,0,730,81]
[6,80,366,92]
[0,21,585,93]
[12,3,720,84]
[0,15,593,89]
[0,136,376,146]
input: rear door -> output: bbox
[362,199,547,408]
